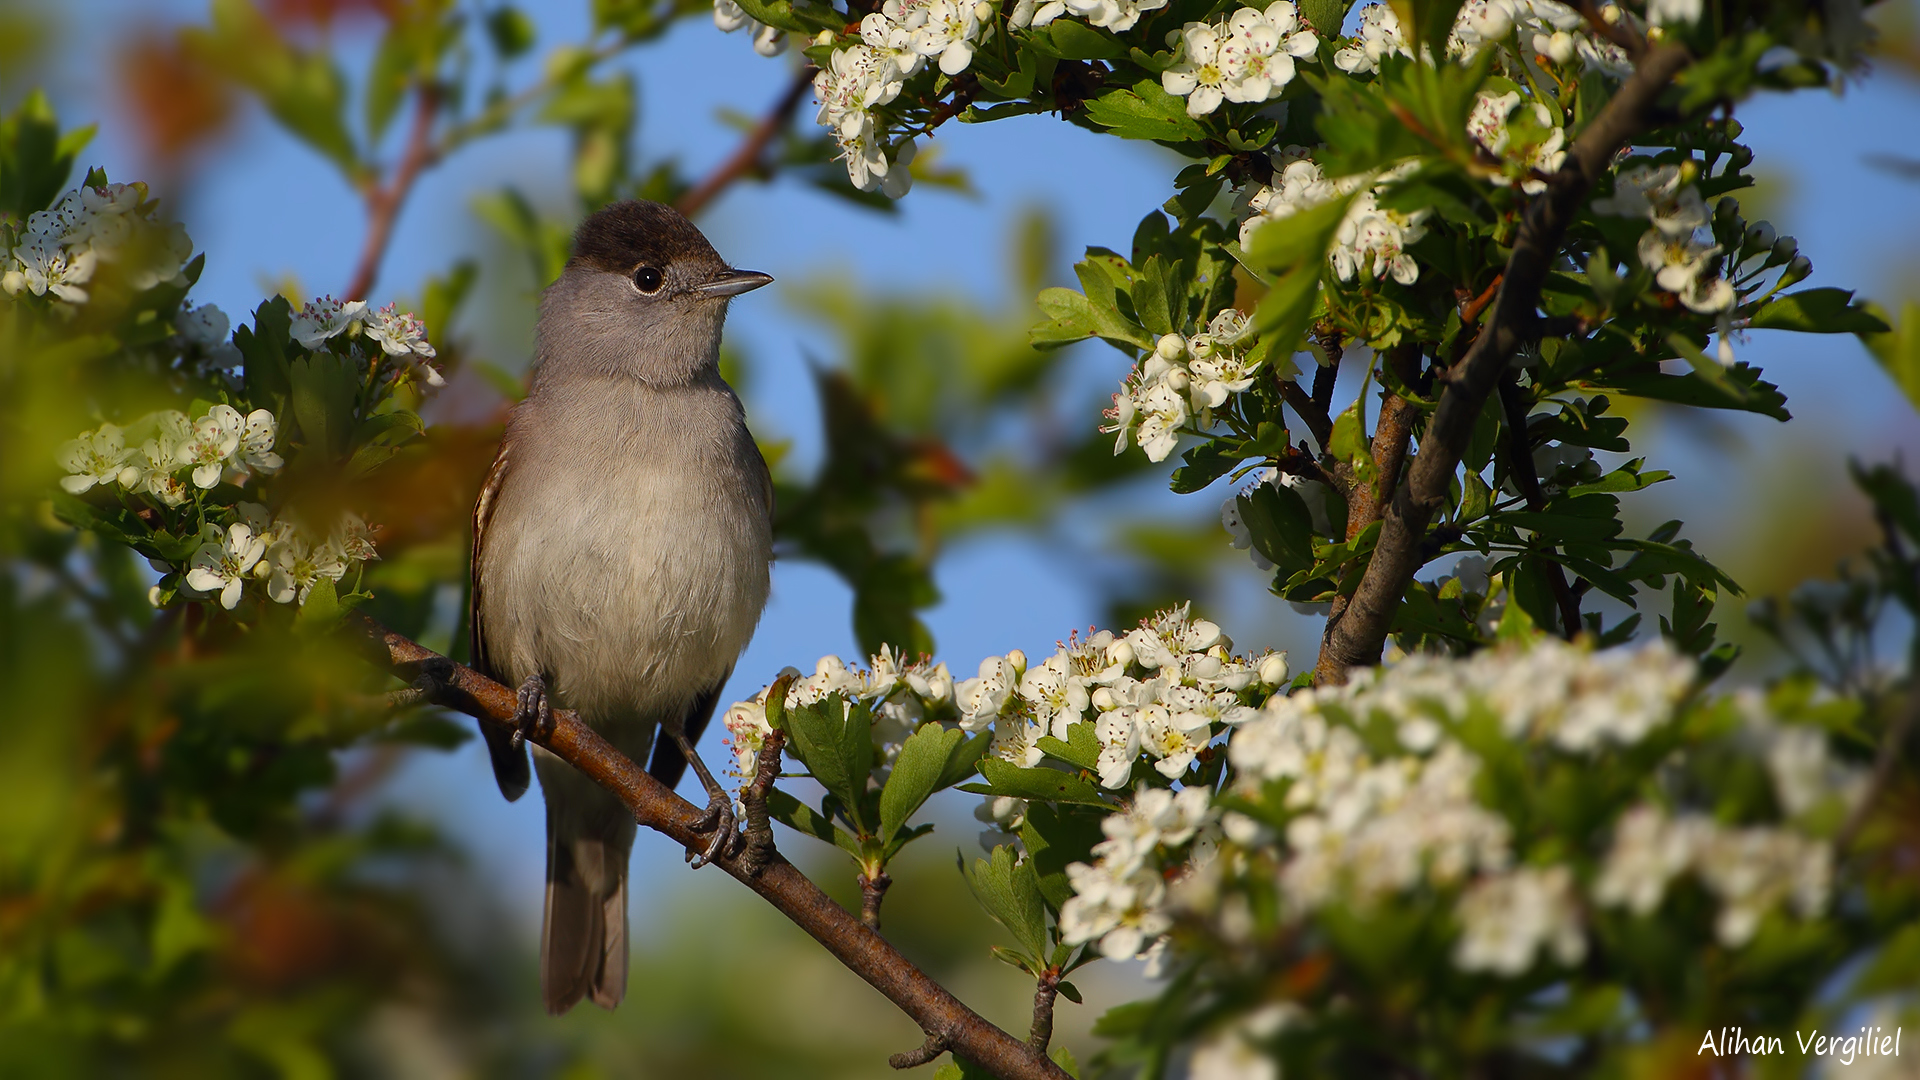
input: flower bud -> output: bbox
[1155,333,1186,361]
[1745,220,1775,251]
[1258,652,1290,686]
[1546,31,1574,64]
[1005,648,1028,675]
[1678,160,1699,185]
[1092,687,1119,711]
[1472,1,1512,40]
[1600,2,1621,21]
[1771,235,1798,262]
[1107,639,1135,668]
[1779,254,1812,288]
[813,29,835,44]
[1714,197,1739,227]
[148,585,165,608]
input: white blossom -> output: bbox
[291,296,369,349]
[1162,22,1232,117]
[1333,4,1409,73]
[177,302,231,348]
[1591,164,1709,237]
[185,522,268,610]
[57,425,131,494]
[265,528,351,605]
[1453,865,1586,975]
[909,0,989,76]
[1220,2,1319,103]
[1466,91,1566,194]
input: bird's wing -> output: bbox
[471,429,532,802]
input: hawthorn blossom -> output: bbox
[1332,188,1429,285]
[265,529,350,605]
[1052,0,1168,32]
[1219,2,1319,104]
[1333,4,1409,73]
[1162,22,1232,117]
[179,406,245,489]
[1453,866,1586,975]
[910,0,989,75]
[186,522,268,610]
[291,296,368,349]
[1591,164,1709,236]
[1466,91,1566,193]
[1,236,97,302]
[57,425,131,494]
[177,302,231,348]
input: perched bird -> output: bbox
[468,200,773,1014]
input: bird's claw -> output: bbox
[510,673,553,752]
[686,793,741,869]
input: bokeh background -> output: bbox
[4,0,1918,1073]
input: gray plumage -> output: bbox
[469,201,773,1014]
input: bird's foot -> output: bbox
[510,673,553,752]
[687,789,740,869]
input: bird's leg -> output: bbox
[510,673,553,751]
[668,726,741,868]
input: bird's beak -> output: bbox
[695,268,774,298]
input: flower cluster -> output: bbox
[1058,785,1215,963]
[1101,308,1264,463]
[952,604,1288,786]
[181,506,377,609]
[1,182,191,303]
[1593,804,1831,946]
[808,0,1000,196]
[1159,1,1319,118]
[1592,163,1738,316]
[713,0,790,56]
[1012,0,1166,34]
[722,646,956,781]
[291,296,445,386]
[59,407,285,505]
[1236,153,1431,286]
[1466,89,1567,194]
[1330,0,1633,74]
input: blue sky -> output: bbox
[37,0,1920,931]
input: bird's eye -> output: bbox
[632,265,664,293]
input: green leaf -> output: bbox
[1391,0,1468,62]
[782,694,876,831]
[1133,254,1175,337]
[1084,79,1207,144]
[0,90,93,218]
[1020,802,1106,909]
[1050,1044,1082,1077]
[962,845,1049,961]
[1036,720,1100,771]
[485,6,538,57]
[728,0,841,33]
[1170,439,1243,494]
[188,0,361,179]
[345,410,424,479]
[1330,398,1376,486]
[936,729,994,790]
[1862,301,1920,413]
[1603,351,1790,422]
[879,724,962,842]
[958,759,1111,808]
[767,789,864,859]
[287,352,359,462]
[294,577,344,636]
[1044,20,1125,59]
[1747,288,1890,334]
[1238,482,1317,575]
[1247,192,1353,357]
[1300,0,1356,35]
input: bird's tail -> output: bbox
[536,752,639,1013]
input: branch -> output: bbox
[1028,969,1061,1051]
[1496,375,1584,639]
[344,87,441,302]
[1835,686,1918,854]
[1314,42,1693,684]
[675,67,817,219]
[348,614,1068,1080]
[859,869,893,930]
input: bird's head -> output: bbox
[535,200,771,385]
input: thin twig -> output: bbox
[1028,969,1060,1051]
[350,614,1066,1080]
[344,87,441,302]
[675,67,817,219]
[859,869,893,930]
[1497,375,1584,639]
[1314,43,1694,683]
[890,1031,955,1069]
[1835,689,1918,854]
[1279,378,1333,450]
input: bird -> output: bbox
[467,199,774,1014]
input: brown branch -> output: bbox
[351,614,1068,1080]
[1314,42,1693,684]
[1028,970,1061,1051]
[1496,375,1584,639]
[1313,383,1420,685]
[1311,334,1343,411]
[1835,687,1918,854]
[891,1032,954,1069]
[675,67,817,220]
[1279,378,1333,450]
[859,869,893,930]
[344,87,441,302]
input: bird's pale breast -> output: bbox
[476,376,772,727]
